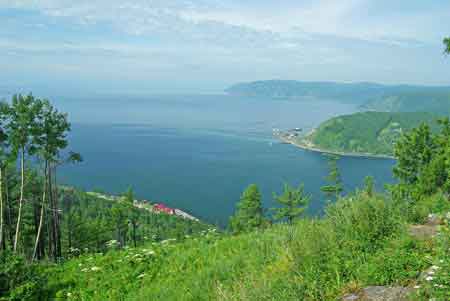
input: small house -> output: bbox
[153,203,175,215]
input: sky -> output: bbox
[1,0,450,95]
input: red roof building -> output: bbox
[153,203,175,215]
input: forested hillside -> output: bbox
[362,90,450,114]
[0,94,210,263]
[304,111,441,156]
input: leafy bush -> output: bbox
[0,252,49,301]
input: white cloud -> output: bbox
[2,0,446,46]
[0,0,449,90]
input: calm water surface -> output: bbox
[56,95,395,226]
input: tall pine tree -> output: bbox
[229,184,265,234]
[272,183,309,224]
[321,155,343,199]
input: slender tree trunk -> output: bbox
[47,206,52,259]
[13,147,25,253]
[66,196,73,251]
[53,166,61,259]
[33,161,47,261]
[0,167,4,250]
[48,164,57,260]
[132,222,137,247]
[5,167,13,249]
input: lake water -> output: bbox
[55,95,395,226]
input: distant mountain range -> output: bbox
[226,80,450,113]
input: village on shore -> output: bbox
[86,191,200,222]
[273,127,395,159]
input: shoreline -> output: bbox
[277,134,395,160]
[86,191,200,222]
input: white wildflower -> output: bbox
[428,270,435,275]
[430,265,440,270]
[413,285,420,289]
[426,276,434,281]
[106,240,119,248]
[91,266,101,272]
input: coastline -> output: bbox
[276,134,395,160]
[86,191,200,222]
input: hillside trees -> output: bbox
[111,200,128,248]
[32,100,72,260]
[229,184,266,233]
[6,94,42,252]
[0,102,12,250]
[124,187,140,247]
[272,183,309,224]
[321,155,343,199]
[0,94,83,260]
[393,118,450,201]
[444,37,450,54]
[363,176,375,197]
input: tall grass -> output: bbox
[4,191,445,300]
[23,192,434,301]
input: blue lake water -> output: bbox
[55,95,395,226]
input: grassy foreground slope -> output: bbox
[305,111,440,156]
[15,192,449,300]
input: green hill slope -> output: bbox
[362,91,450,114]
[10,192,449,300]
[303,112,441,156]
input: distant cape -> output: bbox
[225,80,450,108]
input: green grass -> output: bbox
[3,192,448,300]
[13,193,438,300]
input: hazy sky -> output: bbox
[1,0,450,95]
